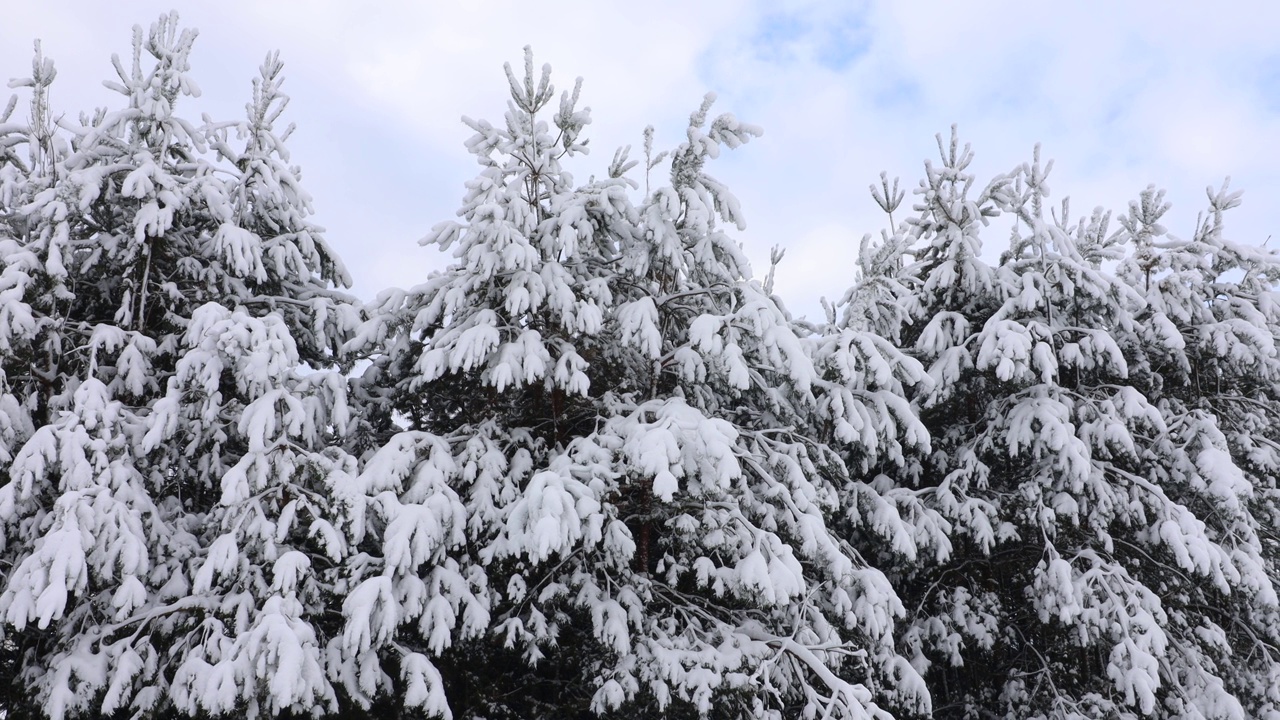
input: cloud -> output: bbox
[693,1,1280,316]
[3,1,1277,315]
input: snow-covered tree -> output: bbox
[6,14,1280,720]
[346,51,927,720]
[341,47,629,718]
[160,303,356,719]
[204,51,354,367]
[864,132,1280,718]
[0,15,359,719]
[1112,180,1280,718]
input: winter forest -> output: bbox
[1,12,1279,720]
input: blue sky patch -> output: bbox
[1260,55,1280,114]
[750,5,872,72]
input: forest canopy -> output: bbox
[0,12,1277,720]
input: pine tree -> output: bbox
[805,174,950,716]
[342,47,629,719]
[0,15,359,718]
[868,132,1280,718]
[161,303,356,718]
[346,51,928,720]
[1112,181,1280,717]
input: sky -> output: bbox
[4,1,1279,319]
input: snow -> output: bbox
[501,467,603,564]
[1,18,1279,720]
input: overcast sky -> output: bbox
[5,1,1279,319]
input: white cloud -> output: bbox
[3,1,1277,315]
